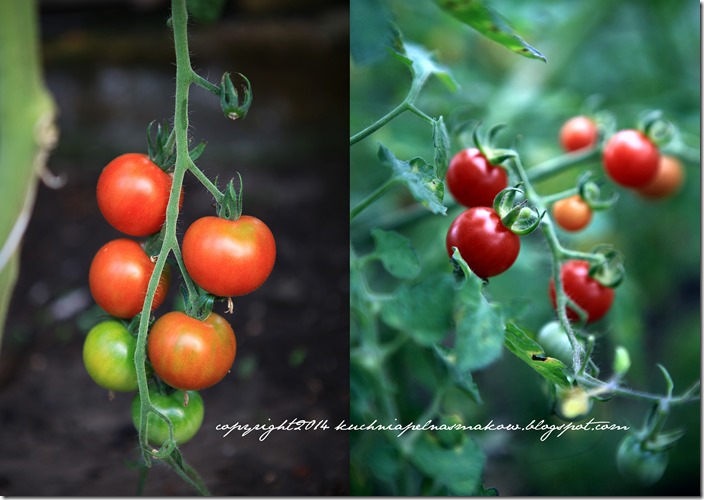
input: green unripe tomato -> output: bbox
[617,434,668,486]
[131,386,204,446]
[537,321,574,363]
[83,320,139,391]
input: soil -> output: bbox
[0,1,350,495]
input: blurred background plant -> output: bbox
[350,0,699,495]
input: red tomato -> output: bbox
[549,260,614,323]
[552,195,592,232]
[147,311,237,391]
[445,207,520,279]
[636,155,684,199]
[97,153,178,236]
[445,148,508,208]
[89,239,170,318]
[559,116,598,152]
[182,215,276,297]
[602,130,660,188]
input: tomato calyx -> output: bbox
[472,122,517,166]
[220,72,252,121]
[577,171,619,211]
[494,186,545,236]
[587,245,625,288]
[147,120,206,172]
[216,173,244,220]
[639,109,674,147]
[180,283,216,321]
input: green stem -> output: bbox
[187,158,224,202]
[527,147,600,183]
[191,71,220,96]
[350,101,408,146]
[350,178,399,221]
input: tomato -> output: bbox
[602,129,660,188]
[537,321,574,363]
[83,320,139,391]
[131,385,204,445]
[554,386,592,421]
[636,155,684,199]
[549,260,614,323]
[617,434,668,486]
[445,148,508,208]
[445,207,520,279]
[552,195,592,232]
[89,239,171,319]
[182,215,276,297]
[96,153,179,237]
[559,116,598,152]
[147,311,237,391]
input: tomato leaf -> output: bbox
[389,39,459,92]
[434,344,482,403]
[370,228,421,280]
[350,0,396,65]
[504,323,571,388]
[378,144,447,215]
[380,274,454,345]
[408,433,485,495]
[433,116,451,179]
[452,256,505,372]
[434,0,546,63]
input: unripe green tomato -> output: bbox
[83,320,139,391]
[617,434,668,486]
[131,386,204,446]
[537,321,574,363]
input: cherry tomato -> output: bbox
[549,260,614,323]
[559,116,598,152]
[97,153,179,237]
[131,385,204,445]
[602,130,660,188]
[89,239,171,319]
[182,215,276,297]
[636,155,684,199]
[445,207,520,279]
[83,320,139,391]
[147,311,237,391]
[445,148,508,208]
[537,321,574,363]
[552,195,592,232]
[617,434,668,486]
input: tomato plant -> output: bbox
[602,129,660,188]
[445,147,508,207]
[131,385,204,446]
[446,206,520,279]
[182,215,276,297]
[147,311,237,391]
[83,320,140,392]
[559,116,598,152]
[552,194,592,232]
[636,154,684,199]
[96,153,177,237]
[88,238,170,319]
[549,260,615,323]
[616,434,669,486]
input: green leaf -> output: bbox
[409,433,485,495]
[378,144,447,215]
[381,274,454,345]
[453,260,505,372]
[434,0,546,62]
[434,345,482,403]
[433,116,451,179]
[350,0,395,65]
[186,0,226,23]
[390,40,459,92]
[370,228,421,279]
[504,323,571,388]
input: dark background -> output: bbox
[0,0,350,495]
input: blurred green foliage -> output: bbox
[351,0,699,495]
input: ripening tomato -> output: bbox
[97,153,180,237]
[147,311,237,391]
[445,207,520,279]
[182,215,276,297]
[636,155,684,199]
[89,239,171,319]
[445,148,508,208]
[131,385,204,445]
[83,320,139,391]
[552,195,592,232]
[602,130,660,188]
[559,116,598,152]
[549,260,614,323]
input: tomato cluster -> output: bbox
[84,152,276,446]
